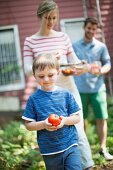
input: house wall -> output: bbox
[0,0,113,110]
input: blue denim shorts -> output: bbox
[42,145,82,170]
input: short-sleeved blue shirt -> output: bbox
[73,38,111,93]
[22,86,80,155]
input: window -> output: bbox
[60,18,85,43]
[0,25,25,92]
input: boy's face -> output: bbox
[34,67,59,91]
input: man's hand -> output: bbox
[90,62,101,76]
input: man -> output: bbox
[73,17,113,160]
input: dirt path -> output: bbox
[94,161,113,170]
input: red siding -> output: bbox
[0,0,113,109]
[100,1,113,52]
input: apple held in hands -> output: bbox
[48,114,62,126]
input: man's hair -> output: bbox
[84,17,98,27]
[32,53,60,75]
[37,0,58,18]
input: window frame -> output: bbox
[60,17,85,43]
[0,25,25,92]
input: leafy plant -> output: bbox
[0,121,45,170]
[0,95,113,169]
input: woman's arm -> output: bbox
[24,57,33,76]
[68,51,81,65]
[68,52,90,75]
[23,37,34,76]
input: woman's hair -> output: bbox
[32,53,60,75]
[37,0,58,18]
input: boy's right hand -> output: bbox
[43,118,58,131]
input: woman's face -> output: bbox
[41,9,58,31]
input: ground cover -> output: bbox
[0,96,113,169]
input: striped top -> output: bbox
[22,86,80,155]
[23,31,80,74]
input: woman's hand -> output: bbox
[54,50,62,60]
[73,63,91,76]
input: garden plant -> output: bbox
[0,96,113,170]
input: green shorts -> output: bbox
[80,90,108,119]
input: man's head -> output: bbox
[83,17,99,42]
[32,53,60,91]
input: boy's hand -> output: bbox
[43,118,58,131]
[43,116,65,131]
[56,116,66,129]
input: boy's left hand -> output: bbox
[56,116,66,129]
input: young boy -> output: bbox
[22,53,82,170]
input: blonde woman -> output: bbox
[23,1,94,169]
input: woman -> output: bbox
[23,0,94,169]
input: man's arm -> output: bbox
[100,64,111,75]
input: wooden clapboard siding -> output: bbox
[0,0,113,110]
[100,0,113,54]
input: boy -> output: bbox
[22,53,82,170]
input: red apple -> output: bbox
[48,114,62,126]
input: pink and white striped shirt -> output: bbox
[23,31,80,74]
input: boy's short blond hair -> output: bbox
[32,53,60,75]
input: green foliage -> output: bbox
[0,96,113,169]
[0,121,45,170]
[0,64,20,75]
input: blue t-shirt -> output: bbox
[22,86,80,155]
[73,38,111,93]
